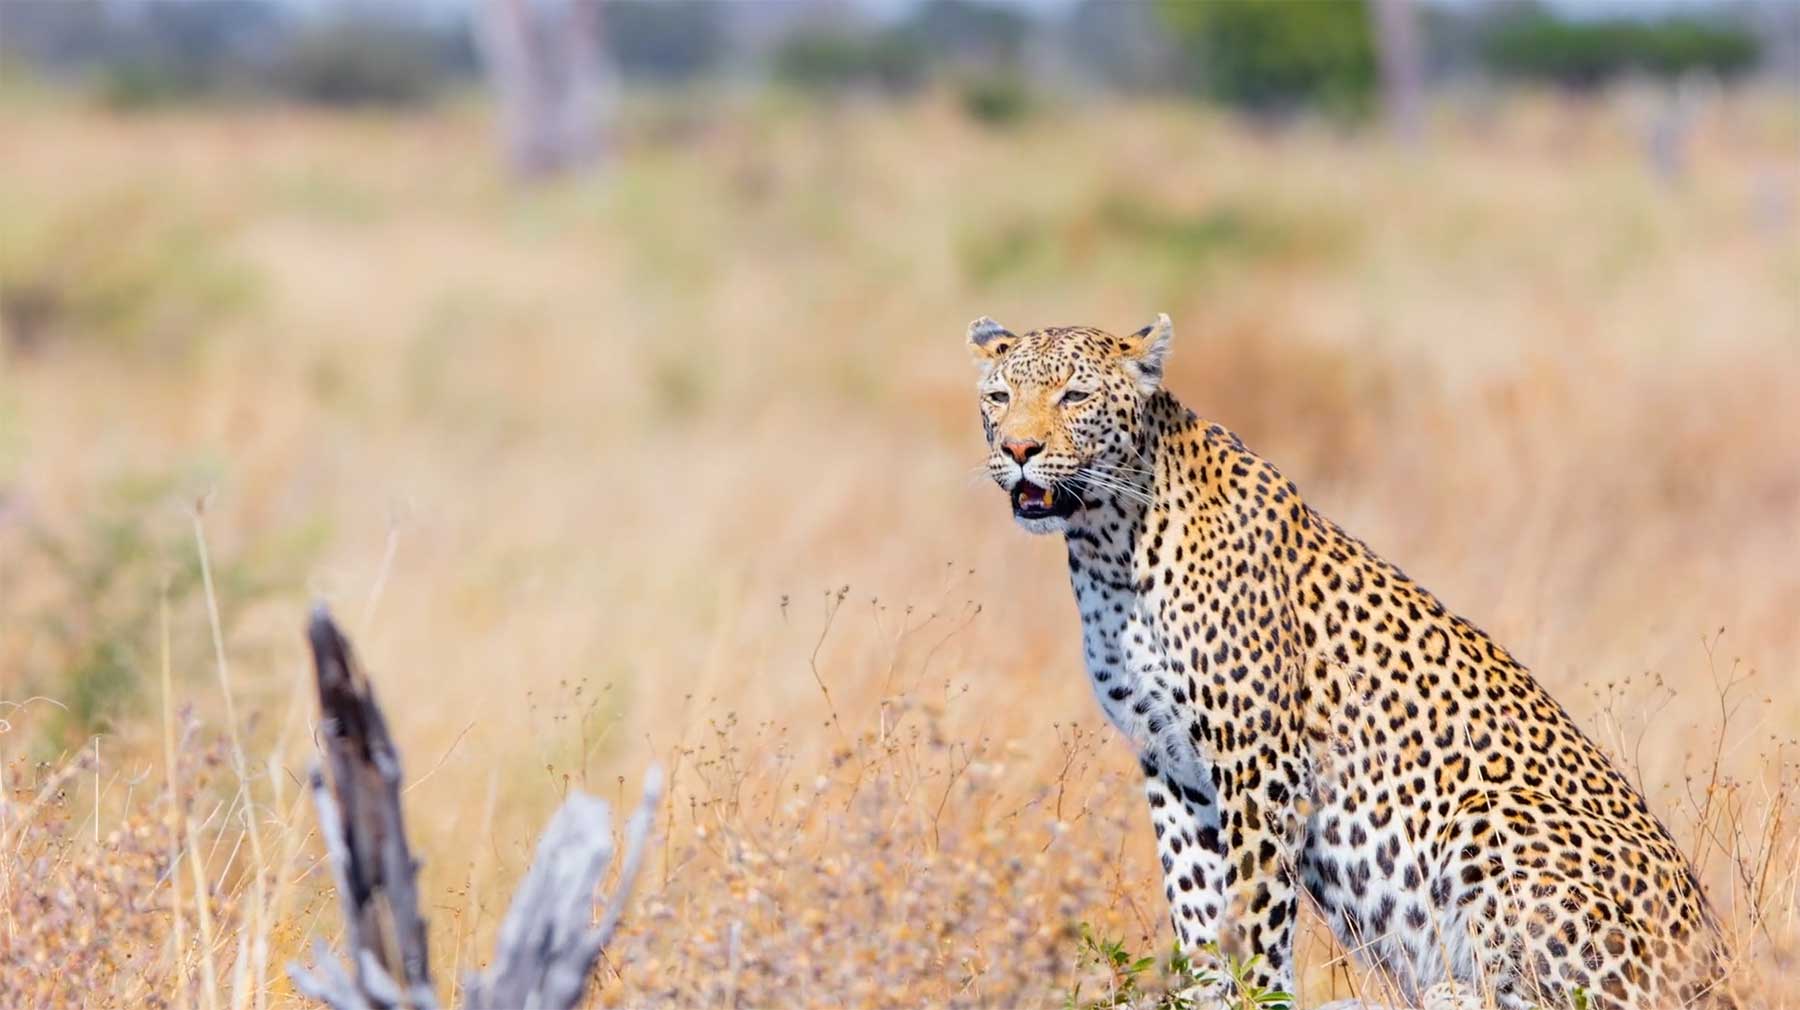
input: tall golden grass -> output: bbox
[1,87,1796,1007]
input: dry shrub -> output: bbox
[610,707,1143,1009]
[0,721,241,1008]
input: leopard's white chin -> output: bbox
[1013,514,1070,535]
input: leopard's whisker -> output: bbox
[1076,474,1152,502]
[1084,462,1155,477]
[1073,468,1155,505]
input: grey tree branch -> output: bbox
[287,605,660,1010]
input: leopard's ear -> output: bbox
[1119,313,1173,393]
[966,316,1016,366]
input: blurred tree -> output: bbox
[1061,0,1180,93]
[1160,0,1377,118]
[1368,0,1424,143]
[477,0,611,179]
[1480,15,1759,89]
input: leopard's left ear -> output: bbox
[1119,313,1173,393]
[966,316,1017,367]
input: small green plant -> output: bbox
[1065,922,1160,1009]
[1065,923,1293,1010]
[12,471,325,747]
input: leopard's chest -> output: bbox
[1070,570,1208,787]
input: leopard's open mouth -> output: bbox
[1011,480,1080,520]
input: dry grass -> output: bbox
[1,85,1797,1007]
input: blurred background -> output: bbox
[1,1,1797,1007]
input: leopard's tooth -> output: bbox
[1041,487,1055,506]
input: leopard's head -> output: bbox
[966,315,1171,534]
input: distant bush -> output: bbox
[1160,0,1375,117]
[273,19,459,108]
[906,0,1031,67]
[771,28,928,95]
[771,0,1033,101]
[957,71,1034,126]
[601,0,729,83]
[0,190,257,357]
[64,1,282,111]
[96,59,215,111]
[1481,16,1759,89]
[2,2,475,111]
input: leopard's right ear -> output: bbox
[966,316,1016,367]
[1118,313,1173,394]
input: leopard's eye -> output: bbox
[1060,389,1092,405]
[985,389,1010,406]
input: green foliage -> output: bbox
[1159,0,1375,118]
[1480,15,1759,89]
[1065,924,1293,1010]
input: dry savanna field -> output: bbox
[1,85,1797,1007]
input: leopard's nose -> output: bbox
[1002,439,1043,465]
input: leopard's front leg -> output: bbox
[1210,742,1305,999]
[1143,759,1234,1004]
[1146,745,1302,1002]
[1144,760,1227,953]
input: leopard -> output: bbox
[965,314,1734,1009]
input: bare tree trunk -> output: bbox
[1369,0,1425,145]
[475,0,611,179]
[288,606,660,1010]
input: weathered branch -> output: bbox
[462,768,663,1008]
[291,606,434,1010]
[288,605,660,1010]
